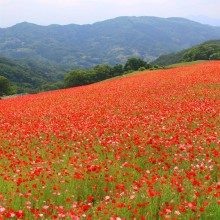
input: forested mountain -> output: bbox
[1,16,220,69]
[0,57,66,93]
[152,40,220,66]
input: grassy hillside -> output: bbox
[1,17,220,68]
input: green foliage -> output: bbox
[0,56,150,93]
[209,52,220,60]
[153,40,220,66]
[92,64,114,81]
[124,58,149,71]
[151,50,186,66]
[112,64,124,76]
[0,76,10,96]
[182,40,220,62]
[63,58,152,88]
[138,67,146,71]
[150,64,164,70]
[0,57,67,93]
[40,82,64,92]
[64,70,88,88]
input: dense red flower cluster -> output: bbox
[0,61,219,219]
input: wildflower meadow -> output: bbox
[0,61,219,219]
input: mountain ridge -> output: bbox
[0,16,220,68]
[2,16,210,28]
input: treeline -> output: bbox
[153,40,220,66]
[64,58,161,88]
[182,40,220,61]
[0,57,162,97]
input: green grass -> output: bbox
[165,60,209,68]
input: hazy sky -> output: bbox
[1,0,220,27]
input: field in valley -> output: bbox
[0,61,219,219]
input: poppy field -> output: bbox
[0,61,219,219]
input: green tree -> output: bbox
[64,70,88,88]
[209,52,220,60]
[84,71,97,84]
[124,58,149,71]
[182,41,220,62]
[112,64,124,76]
[92,64,113,81]
[0,76,11,96]
[41,82,64,91]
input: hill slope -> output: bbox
[0,61,219,219]
[0,57,66,93]
[1,16,220,68]
[153,40,220,66]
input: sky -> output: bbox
[1,0,220,27]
